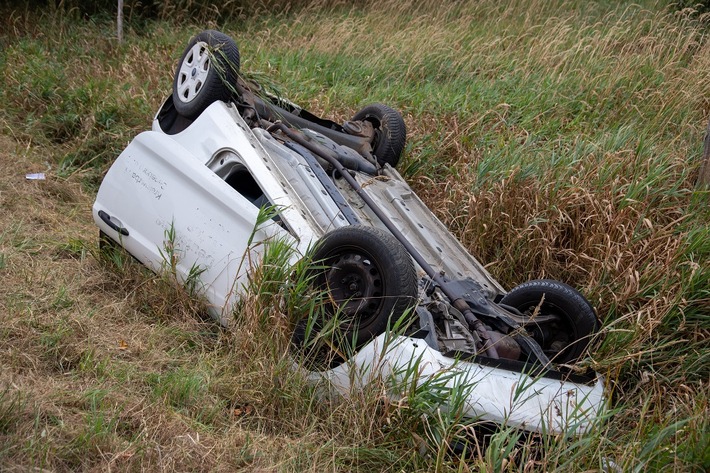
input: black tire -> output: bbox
[352,103,406,168]
[172,30,240,119]
[500,279,599,364]
[292,225,418,367]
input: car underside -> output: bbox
[93,29,607,435]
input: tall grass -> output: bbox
[0,0,708,470]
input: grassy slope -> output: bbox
[1,0,708,471]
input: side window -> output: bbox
[224,168,270,208]
[207,151,271,209]
[207,150,287,230]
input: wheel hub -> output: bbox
[325,253,382,320]
[176,42,211,104]
[525,312,574,359]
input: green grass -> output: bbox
[0,0,708,471]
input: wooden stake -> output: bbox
[699,118,710,188]
[117,0,124,43]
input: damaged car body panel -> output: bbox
[307,333,605,435]
[93,29,607,436]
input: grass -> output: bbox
[0,0,709,471]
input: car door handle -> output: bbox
[98,210,129,236]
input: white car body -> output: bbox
[93,99,606,435]
[312,333,605,435]
[95,100,504,322]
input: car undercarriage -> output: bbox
[93,29,607,435]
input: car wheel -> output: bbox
[172,30,240,119]
[500,279,599,364]
[352,103,406,168]
[292,225,418,367]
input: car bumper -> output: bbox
[305,333,606,435]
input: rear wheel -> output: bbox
[172,30,240,119]
[500,279,599,364]
[351,103,406,168]
[292,225,418,368]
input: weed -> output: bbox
[0,386,23,436]
[158,222,207,296]
[51,286,74,310]
[146,368,207,409]
[54,238,89,260]
[0,0,708,470]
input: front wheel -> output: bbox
[500,279,599,364]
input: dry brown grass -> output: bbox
[1,0,708,470]
[0,136,419,471]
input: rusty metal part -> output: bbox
[486,331,522,360]
[266,121,377,174]
[238,79,377,164]
[342,120,375,139]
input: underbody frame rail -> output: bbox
[266,121,551,367]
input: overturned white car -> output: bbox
[93,30,606,436]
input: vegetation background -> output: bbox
[0,0,708,471]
